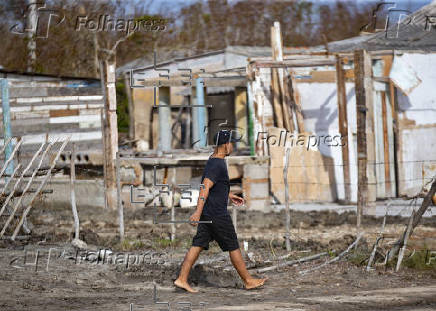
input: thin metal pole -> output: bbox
[196,78,206,147]
[158,87,171,152]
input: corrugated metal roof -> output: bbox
[320,2,436,53]
[116,45,310,76]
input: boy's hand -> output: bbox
[189,211,201,226]
[229,193,245,206]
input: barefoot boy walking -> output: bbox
[174,130,267,292]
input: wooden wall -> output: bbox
[0,77,103,162]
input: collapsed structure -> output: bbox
[113,2,436,216]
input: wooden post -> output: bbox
[170,167,176,242]
[234,87,248,149]
[354,49,376,228]
[70,143,80,240]
[271,22,284,128]
[390,82,400,197]
[124,73,135,141]
[381,91,392,196]
[335,56,351,203]
[283,147,291,251]
[116,151,124,241]
[99,52,119,210]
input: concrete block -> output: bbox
[248,199,269,211]
[249,182,269,199]
[243,164,269,179]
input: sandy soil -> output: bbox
[0,202,435,311]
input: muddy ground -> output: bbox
[1,200,436,311]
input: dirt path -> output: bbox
[1,243,435,311]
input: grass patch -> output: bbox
[402,250,436,270]
[347,250,371,266]
[152,237,181,249]
[119,238,146,251]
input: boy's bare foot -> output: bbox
[174,278,198,293]
[244,277,268,290]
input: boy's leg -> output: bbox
[229,248,268,289]
[174,246,203,293]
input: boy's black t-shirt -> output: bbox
[201,157,229,217]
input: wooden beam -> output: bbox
[271,69,284,128]
[282,74,295,132]
[271,22,285,129]
[99,53,119,210]
[253,59,336,69]
[335,56,351,203]
[140,77,246,87]
[354,49,377,228]
[381,91,392,196]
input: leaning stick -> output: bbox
[396,210,415,272]
[386,178,436,262]
[367,204,388,271]
[0,138,23,179]
[12,138,70,240]
[0,137,13,156]
[257,251,328,273]
[0,163,22,197]
[299,233,364,275]
[70,143,80,240]
[0,141,47,218]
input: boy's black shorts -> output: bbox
[192,213,240,252]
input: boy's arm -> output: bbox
[229,192,245,206]
[189,178,214,226]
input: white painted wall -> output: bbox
[295,82,358,203]
[394,53,436,196]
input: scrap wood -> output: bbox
[299,233,365,275]
[386,178,436,263]
[396,210,415,272]
[367,206,388,271]
[256,251,328,273]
